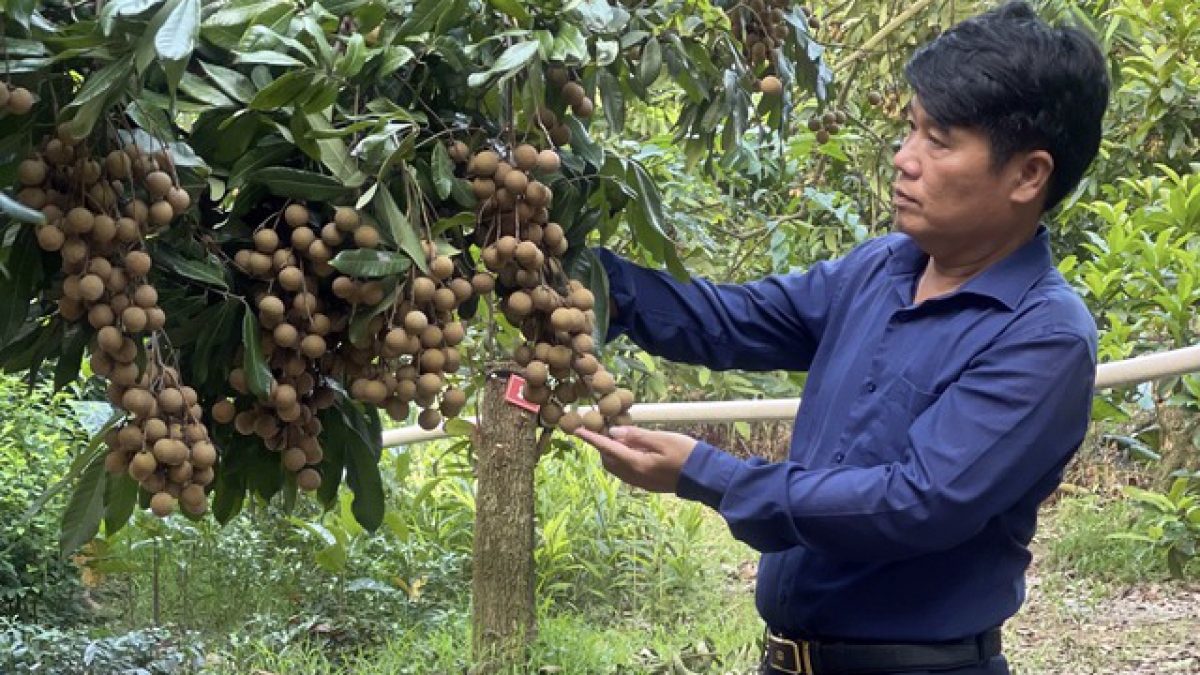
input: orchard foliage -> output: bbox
[0,0,830,543]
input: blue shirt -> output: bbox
[596,227,1097,642]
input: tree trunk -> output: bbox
[472,363,540,673]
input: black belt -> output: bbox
[761,627,1002,675]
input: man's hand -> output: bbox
[574,426,698,493]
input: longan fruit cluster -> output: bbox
[731,0,797,66]
[222,202,370,491]
[22,137,183,338]
[15,131,204,516]
[466,142,634,434]
[546,66,595,120]
[102,364,216,517]
[346,238,474,432]
[0,81,34,116]
[807,109,847,145]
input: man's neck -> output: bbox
[914,228,1038,303]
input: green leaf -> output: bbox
[228,136,291,190]
[549,23,588,62]
[337,33,368,78]
[0,228,46,348]
[147,241,229,289]
[625,159,686,279]
[100,0,165,34]
[484,0,530,24]
[66,53,135,112]
[396,0,456,38]
[211,458,246,524]
[248,69,315,110]
[301,113,367,186]
[53,323,89,392]
[241,306,274,400]
[468,40,539,88]
[637,37,662,87]
[574,247,610,345]
[349,278,399,347]
[103,473,140,536]
[179,72,236,107]
[0,191,46,225]
[3,0,39,29]
[376,45,415,78]
[561,116,603,167]
[154,0,201,94]
[595,68,624,132]
[203,0,287,26]
[431,141,455,200]
[321,401,385,531]
[252,167,352,200]
[443,418,475,438]
[234,50,306,67]
[59,453,108,556]
[330,249,413,278]
[373,184,428,273]
[199,61,257,103]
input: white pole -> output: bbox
[380,344,1200,449]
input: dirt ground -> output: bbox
[1007,562,1200,674]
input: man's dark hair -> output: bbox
[905,1,1110,211]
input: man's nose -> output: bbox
[892,135,919,179]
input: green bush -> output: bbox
[0,373,92,624]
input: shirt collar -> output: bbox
[886,225,1055,311]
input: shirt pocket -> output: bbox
[855,375,939,466]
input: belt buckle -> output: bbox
[767,634,814,675]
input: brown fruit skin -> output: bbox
[6,87,33,115]
[284,204,310,228]
[535,149,561,173]
[758,75,784,96]
[472,150,500,177]
[150,492,176,517]
[297,468,322,491]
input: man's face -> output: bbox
[891,97,1019,246]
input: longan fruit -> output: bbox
[333,206,359,231]
[212,399,236,424]
[125,251,152,278]
[562,81,585,106]
[297,468,322,491]
[558,411,583,433]
[254,228,280,253]
[121,306,148,333]
[133,284,158,308]
[430,256,454,281]
[758,75,783,96]
[300,334,326,358]
[513,144,538,171]
[571,97,594,118]
[471,272,495,295]
[535,149,560,173]
[17,158,46,187]
[284,204,310,228]
[417,408,443,431]
[6,87,33,115]
[503,169,529,195]
[472,150,500,177]
[150,492,176,517]
[582,410,606,432]
[145,171,172,198]
[448,141,470,162]
[36,224,65,251]
[149,200,175,227]
[351,225,378,249]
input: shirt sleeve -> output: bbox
[594,247,853,372]
[675,327,1097,561]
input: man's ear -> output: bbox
[1011,150,1054,207]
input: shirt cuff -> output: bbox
[676,441,741,511]
[591,247,635,342]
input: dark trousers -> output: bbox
[759,645,1011,675]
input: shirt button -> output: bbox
[834,453,845,463]
[866,382,877,393]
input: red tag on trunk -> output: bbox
[504,374,540,413]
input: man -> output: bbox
[575,3,1110,674]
